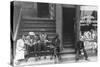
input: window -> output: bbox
[37,3,49,18]
[37,3,55,19]
[21,2,55,19]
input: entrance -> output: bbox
[62,7,76,48]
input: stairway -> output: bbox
[16,16,76,59]
[61,7,76,57]
[17,16,56,40]
[61,32,75,58]
[63,32,75,48]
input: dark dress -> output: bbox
[76,41,88,61]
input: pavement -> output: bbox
[14,54,97,67]
[60,55,97,64]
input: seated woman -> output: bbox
[14,35,26,65]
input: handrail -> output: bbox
[13,8,23,41]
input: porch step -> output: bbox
[61,54,75,62]
[19,28,56,32]
[22,16,56,21]
[60,48,75,55]
[63,44,74,48]
[63,41,74,48]
[17,16,56,40]
[63,41,73,44]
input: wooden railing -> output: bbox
[13,8,22,41]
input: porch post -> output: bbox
[75,5,80,51]
[56,4,63,49]
[76,6,80,42]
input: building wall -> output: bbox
[13,1,37,33]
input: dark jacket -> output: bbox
[77,41,84,50]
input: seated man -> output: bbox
[30,32,40,57]
[51,34,61,61]
[24,32,37,60]
[38,33,50,59]
[24,35,32,61]
[28,32,37,52]
[38,33,48,50]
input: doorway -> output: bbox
[62,7,76,48]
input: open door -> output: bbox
[62,6,76,48]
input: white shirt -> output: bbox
[15,39,25,61]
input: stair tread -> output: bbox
[63,44,73,46]
[22,16,55,21]
[21,24,56,28]
[61,54,75,61]
[61,48,75,53]
[63,43,74,45]
[61,54,75,58]
[22,21,55,25]
[19,29,56,32]
[18,32,56,36]
[20,26,55,29]
[21,26,56,29]
[63,45,73,47]
[18,35,56,38]
[63,41,73,43]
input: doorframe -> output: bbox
[56,4,63,50]
[56,4,80,49]
[62,5,77,48]
[62,5,76,43]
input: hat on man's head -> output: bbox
[28,32,35,35]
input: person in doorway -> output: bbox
[14,35,26,65]
[75,39,88,61]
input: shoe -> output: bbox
[85,58,89,61]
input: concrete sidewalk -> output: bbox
[14,55,97,66]
[60,56,97,64]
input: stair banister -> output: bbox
[13,8,22,41]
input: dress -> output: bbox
[15,39,25,61]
